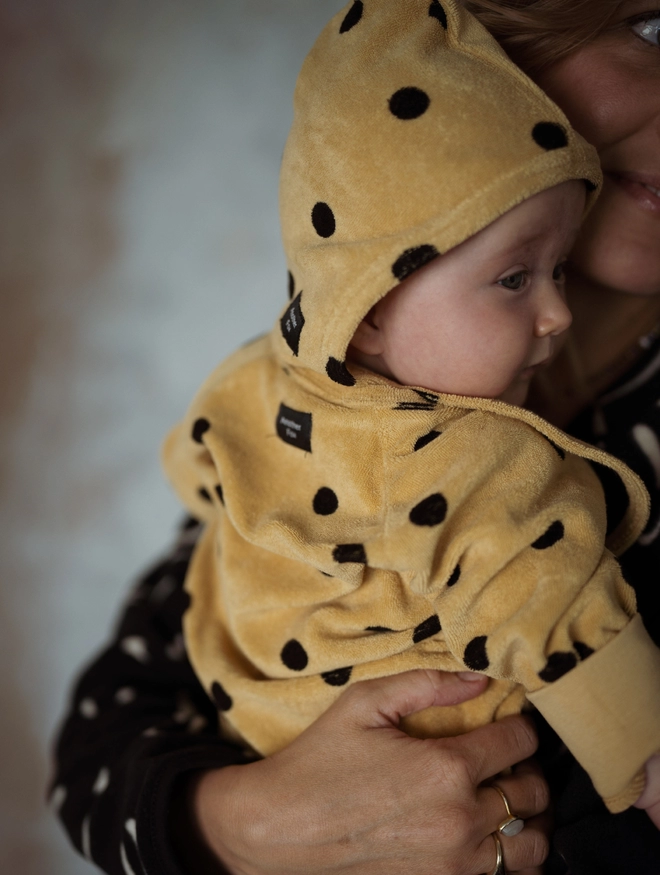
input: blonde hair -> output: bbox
[460,0,623,75]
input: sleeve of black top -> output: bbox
[49,520,252,875]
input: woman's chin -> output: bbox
[572,192,660,297]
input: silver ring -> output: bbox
[492,783,525,837]
[489,831,506,875]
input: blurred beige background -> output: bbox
[0,0,341,870]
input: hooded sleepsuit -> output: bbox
[162,0,660,814]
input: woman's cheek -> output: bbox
[572,189,660,297]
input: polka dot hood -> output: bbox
[162,0,660,816]
[276,0,601,385]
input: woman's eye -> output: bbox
[553,262,567,283]
[498,272,526,291]
[631,16,660,47]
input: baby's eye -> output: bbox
[553,262,567,283]
[631,15,660,47]
[498,271,527,291]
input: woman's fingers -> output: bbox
[473,813,551,875]
[345,668,489,729]
[476,759,550,832]
[447,713,539,785]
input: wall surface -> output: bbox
[0,0,341,870]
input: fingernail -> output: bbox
[456,671,484,681]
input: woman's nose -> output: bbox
[535,282,573,337]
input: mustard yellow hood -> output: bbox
[276,0,601,386]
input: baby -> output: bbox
[163,0,660,822]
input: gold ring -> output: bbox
[491,783,525,837]
[489,831,506,875]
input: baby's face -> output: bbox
[351,181,585,406]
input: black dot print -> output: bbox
[428,0,447,28]
[392,244,439,282]
[464,636,489,671]
[215,484,224,505]
[333,543,367,564]
[532,122,568,151]
[414,430,441,452]
[447,564,461,587]
[312,202,336,238]
[538,651,577,682]
[192,418,211,444]
[410,493,447,527]
[389,87,431,120]
[211,681,233,711]
[281,640,309,671]
[366,625,394,633]
[531,520,564,550]
[340,0,363,33]
[198,487,212,503]
[322,666,353,686]
[545,437,566,461]
[313,487,339,515]
[288,271,295,300]
[413,614,441,643]
[574,641,594,661]
[326,357,357,387]
[584,179,598,193]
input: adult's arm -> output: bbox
[50,520,251,875]
[51,520,550,875]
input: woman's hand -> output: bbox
[190,670,550,875]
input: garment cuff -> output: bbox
[527,614,660,812]
[138,742,250,875]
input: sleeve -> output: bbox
[49,519,253,875]
[430,451,660,812]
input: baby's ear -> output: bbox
[351,306,385,355]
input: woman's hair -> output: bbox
[460,0,623,75]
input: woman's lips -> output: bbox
[607,171,660,216]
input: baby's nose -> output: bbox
[536,285,572,337]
